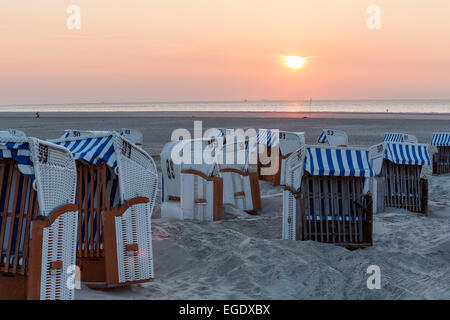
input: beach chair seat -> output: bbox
[51,131,158,287]
[431,133,450,175]
[282,145,373,248]
[0,134,78,300]
[317,129,348,147]
[161,139,223,221]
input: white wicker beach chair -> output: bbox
[256,129,305,186]
[0,132,78,300]
[218,137,261,213]
[50,131,158,288]
[161,138,223,221]
[317,129,348,147]
[120,128,143,146]
[430,132,450,174]
[282,145,374,248]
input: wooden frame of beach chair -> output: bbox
[317,129,348,147]
[256,129,305,186]
[376,142,430,214]
[219,138,262,214]
[0,135,78,300]
[161,138,224,221]
[282,145,373,249]
[431,133,450,175]
[51,131,158,288]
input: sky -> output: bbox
[1,0,450,104]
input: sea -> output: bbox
[0,99,450,114]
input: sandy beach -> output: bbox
[1,111,448,300]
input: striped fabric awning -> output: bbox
[54,135,118,168]
[303,146,374,177]
[383,143,430,166]
[257,129,279,147]
[431,133,450,146]
[384,133,405,143]
[317,131,328,143]
[0,142,35,178]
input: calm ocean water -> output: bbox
[1,100,450,113]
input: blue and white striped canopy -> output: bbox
[257,129,279,147]
[317,131,327,143]
[303,147,374,177]
[384,133,405,143]
[431,133,450,146]
[54,135,118,168]
[383,143,430,166]
[0,142,35,178]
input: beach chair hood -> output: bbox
[383,142,430,166]
[0,136,77,216]
[383,133,418,144]
[304,146,374,178]
[431,132,450,146]
[51,131,158,204]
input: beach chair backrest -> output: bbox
[279,131,305,156]
[120,128,143,146]
[284,146,306,192]
[217,137,258,172]
[318,129,348,147]
[368,143,385,176]
[161,138,218,202]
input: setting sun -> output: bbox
[283,56,306,69]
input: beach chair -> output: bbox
[161,138,223,221]
[50,131,158,288]
[256,129,305,186]
[282,145,373,248]
[120,128,143,146]
[0,133,78,299]
[374,142,430,214]
[430,133,450,175]
[218,136,261,214]
[383,133,418,144]
[317,129,348,147]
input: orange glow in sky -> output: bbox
[0,0,449,104]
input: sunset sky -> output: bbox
[1,0,450,104]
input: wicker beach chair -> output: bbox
[50,131,158,288]
[317,129,348,147]
[371,142,430,214]
[256,129,305,186]
[430,132,450,175]
[120,128,143,146]
[218,136,262,214]
[0,133,78,299]
[161,138,223,221]
[282,145,374,248]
